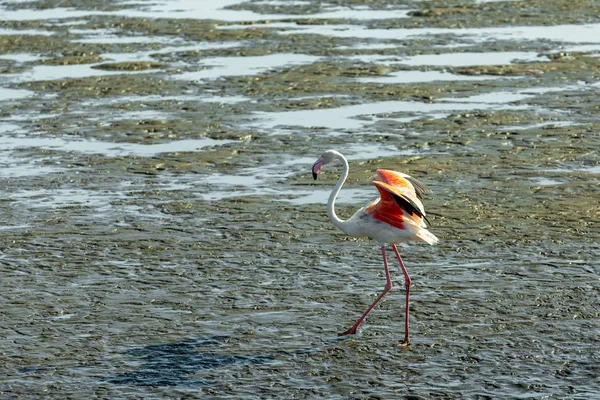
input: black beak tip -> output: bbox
[312,172,318,180]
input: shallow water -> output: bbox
[1,0,599,399]
[174,54,323,81]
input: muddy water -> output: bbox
[1,0,599,398]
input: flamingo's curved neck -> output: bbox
[327,153,351,234]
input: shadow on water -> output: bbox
[103,336,272,387]
[19,335,329,387]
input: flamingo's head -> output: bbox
[312,150,339,180]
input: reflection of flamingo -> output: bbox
[312,150,438,346]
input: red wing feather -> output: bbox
[367,181,406,230]
[376,169,429,201]
[370,180,430,227]
[376,169,413,189]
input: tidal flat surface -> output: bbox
[0,0,599,398]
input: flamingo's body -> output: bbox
[312,150,438,346]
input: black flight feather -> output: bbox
[390,191,432,227]
[404,176,429,201]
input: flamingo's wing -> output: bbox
[367,182,408,230]
[376,169,429,200]
[372,180,430,225]
[372,169,431,226]
[404,176,428,200]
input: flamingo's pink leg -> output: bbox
[392,244,411,346]
[339,245,392,336]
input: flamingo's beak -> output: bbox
[312,157,324,180]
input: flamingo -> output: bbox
[311,150,438,346]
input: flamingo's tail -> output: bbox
[416,229,439,245]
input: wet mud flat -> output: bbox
[1,0,599,399]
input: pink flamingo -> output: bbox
[312,150,438,346]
